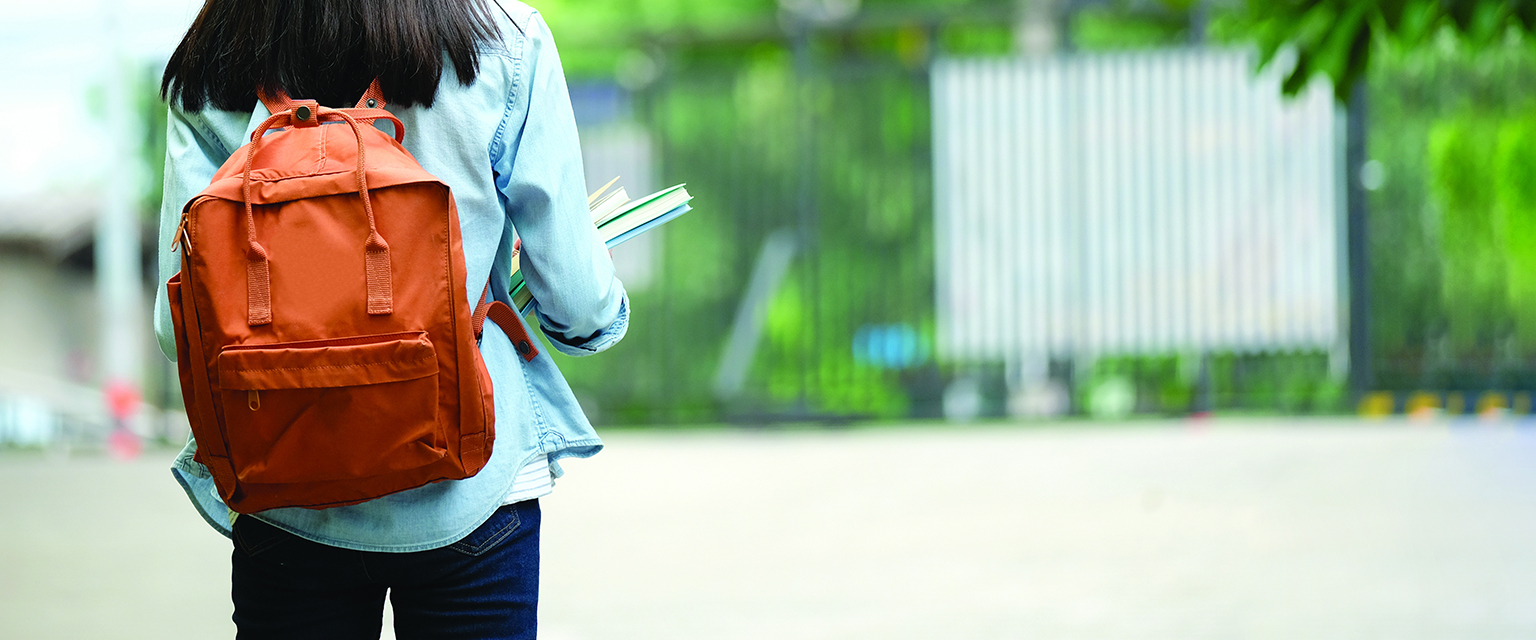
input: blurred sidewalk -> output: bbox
[3,419,1535,639]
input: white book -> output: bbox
[590,187,630,226]
[510,180,694,314]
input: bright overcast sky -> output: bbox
[0,0,203,200]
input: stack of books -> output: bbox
[508,178,693,313]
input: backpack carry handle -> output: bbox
[241,105,396,325]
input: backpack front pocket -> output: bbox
[216,331,445,485]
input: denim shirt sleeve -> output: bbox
[489,10,628,357]
[152,108,240,363]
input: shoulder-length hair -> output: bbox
[162,0,502,111]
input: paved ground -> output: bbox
[3,419,1535,639]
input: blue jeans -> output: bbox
[230,500,540,640]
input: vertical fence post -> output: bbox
[1346,80,1372,405]
[791,24,821,414]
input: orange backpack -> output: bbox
[166,83,538,514]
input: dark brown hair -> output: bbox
[161,0,502,111]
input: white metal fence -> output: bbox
[933,49,1343,363]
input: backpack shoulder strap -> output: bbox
[258,79,388,114]
[353,81,386,110]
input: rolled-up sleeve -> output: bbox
[490,11,628,357]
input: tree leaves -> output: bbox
[1232,0,1535,102]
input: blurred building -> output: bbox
[0,0,193,446]
[0,195,168,446]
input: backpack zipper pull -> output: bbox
[248,390,260,411]
[171,216,190,253]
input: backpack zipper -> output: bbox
[171,214,191,252]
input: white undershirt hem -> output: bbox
[502,452,554,504]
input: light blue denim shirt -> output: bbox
[152,0,627,552]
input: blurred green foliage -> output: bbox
[554,61,937,423]
[1219,0,1536,100]
[1497,117,1536,348]
[94,61,169,222]
[544,0,1379,421]
[1073,3,1195,50]
[1368,34,1536,387]
[537,0,1014,76]
[136,64,169,222]
[550,0,1520,420]
[1075,352,1345,415]
[530,1,1020,422]
[1428,118,1504,350]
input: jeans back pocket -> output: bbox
[449,502,533,557]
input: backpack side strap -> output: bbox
[473,285,540,363]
